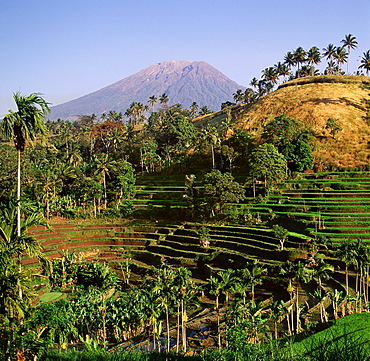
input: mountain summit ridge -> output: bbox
[49,60,245,120]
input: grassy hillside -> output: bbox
[195,75,370,170]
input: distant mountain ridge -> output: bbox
[49,60,245,120]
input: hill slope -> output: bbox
[49,60,245,120]
[195,75,370,170]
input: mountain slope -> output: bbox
[49,61,245,120]
[194,75,370,170]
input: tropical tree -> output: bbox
[173,267,197,352]
[239,261,267,304]
[1,92,49,239]
[268,299,289,339]
[159,93,169,106]
[201,170,245,217]
[208,269,237,348]
[233,89,245,104]
[200,125,220,169]
[359,50,370,75]
[188,102,198,119]
[148,95,158,113]
[93,154,116,209]
[306,46,321,76]
[293,47,307,77]
[150,266,176,352]
[333,47,348,72]
[322,44,337,74]
[335,238,356,294]
[272,224,289,251]
[341,34,358,74]
[199,105,212,116]
[261,67,278,85]
[250,77,259,88]
[248,143,287,195]
[283,51,296,73]
[0,202,50,316]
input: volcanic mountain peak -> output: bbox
[49,60,244,120]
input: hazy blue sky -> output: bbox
[1,0,369,116]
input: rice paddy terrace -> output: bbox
[27,170,370,311]
[134,171,370,244]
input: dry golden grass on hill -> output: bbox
[195,75,370,170]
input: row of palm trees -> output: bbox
[233,34,370,105]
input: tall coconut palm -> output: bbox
[306,46,322,76]
[1,92,49,238]
[159,93,169,106]
[335,238,356,294]
[261,67,279,85]
[233,89,245,104]
[250,77,259,88]
[322,44,337,74]
[359,50,370,75]
[93,154,116,209]
[293,47,307,77]
[333,47,348,72]
[151,266,176,352]
[283,51,296,73]
[341,34,358,74]
[148,95,158,113]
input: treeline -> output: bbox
[0,94,315,221]
[232,34,370,104]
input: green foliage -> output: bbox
[248,143,287,187]
[200,170,245,218]
[325,117,343,139]
[262,115,313,172]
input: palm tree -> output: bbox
[1,92,49,238]
[359,50,370,75]
[199,105,212,116]
[0,202,51,306]
[93,154,116,209]
[293,47,307,77]
[148,95,158,113]
[173,267,196,353]
[200,125,220,169]
[241,261,267,303]
[322,44,337,74]
[283,51,296,74]
[306,46,322,76]
[189,102,199,119]
[250,77,259,88]
[159,93,169,106]
[233,89,245,104]
[261,67,278,85]
[333,47,348,72]
[274,62,290,83]
[294,262,315,332]
[268,299,289,339]
[151,266,176,352]
[341,34,358,74]
[335,239,356,294]
[208,269,236,349]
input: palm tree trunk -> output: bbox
[166,305,170,352]
[17,149,21,237]
[17,149,23,300]
[103,172,107,209]
[296,284,300,333]
[176,306,180,353]
[211,144,215,169]
[181,299,186,352]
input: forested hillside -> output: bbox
[1,40,370,360]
